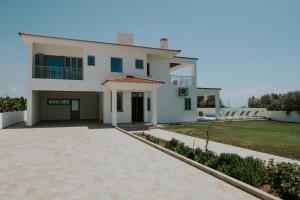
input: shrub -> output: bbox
[0,97,27,113]
[165,138,180,151]
[266,161,300,200]
[195,149,217,166]
[207,153,266,187]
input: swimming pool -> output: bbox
[206,114,216,118]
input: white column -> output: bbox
[151,88,158,125]
[111,89,117,127]
[143,92,148,123]
[27,43,33,127]
[215,92,220,119]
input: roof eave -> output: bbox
[18,32,181,55]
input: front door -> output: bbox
[132,92,144,122]
[71,99,80,120]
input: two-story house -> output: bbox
[19,32,198,126]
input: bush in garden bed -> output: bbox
[137,133,300,200]
[209,153,267,187]
[266,160,300,200]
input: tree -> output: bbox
[0,97,27,113]
[248,96,260,108]
[247,91,300,114]
[197,96,206,108]
[205,95,215,108]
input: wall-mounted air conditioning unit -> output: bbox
[179,88,188,96]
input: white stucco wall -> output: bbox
[103,90,133,124]
[23,35,198,125]
[149,56,197,123]
[220,108,267,117]
[31,91,41,125]
[0,111,26,129]
[265,111,300,123]
[197,108,216,115]
[30,43,148,92]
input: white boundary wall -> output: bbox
[220,108,267,118]
[197,108,216,115]
[0,111,26,129]
[265,111,300,123]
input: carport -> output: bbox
[27,91,102,126]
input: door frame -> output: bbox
[131,92,144,122]
[70,99,80,120]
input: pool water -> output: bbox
[206,114,216,118]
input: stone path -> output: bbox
[144,128,300,164]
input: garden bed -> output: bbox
[135,133,300,200]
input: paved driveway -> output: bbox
[0,124,258,200]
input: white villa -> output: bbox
[19,32,207,126]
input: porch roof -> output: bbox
[101,76,165,85]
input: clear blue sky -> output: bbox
[0,0,299,107]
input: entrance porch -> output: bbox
[102,76,165,126]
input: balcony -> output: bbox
[33,66,83,80]
[170,75,194,87]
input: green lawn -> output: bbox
[162,120,300,160]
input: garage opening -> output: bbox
[37,91,102,122]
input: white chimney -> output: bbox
[117,32,134,45]
[160,38,168,49]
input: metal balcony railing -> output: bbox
[170,75,194,87]
[33,66,83,80]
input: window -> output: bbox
[88,55,95,66]
[111,92,123,112]
[135,59,143,69]
[111,57,123,72]
[117,92,123,112]
[147,63,150,76]
[184,98,192,110]
[147,97,151,111]
[47,99,70,105]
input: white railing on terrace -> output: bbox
[33,66,83,80]
[170,75,194,87]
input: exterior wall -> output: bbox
[265,111,300,123]
[103,90,140,124]
[148,56,197,123]
[197,88,221,118]
[24,36,198,124]
[30,43,147,92]
[40,91,99,120]
[197,108,216,115]
[31,91,41,125]
[220,108,267,118]
[0,111,26,129]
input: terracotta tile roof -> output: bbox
[102,76,165,85]
[170,63,181,68]
[18,32,181,53]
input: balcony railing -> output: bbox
[170,75,194,87]
[33,66,83,80]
